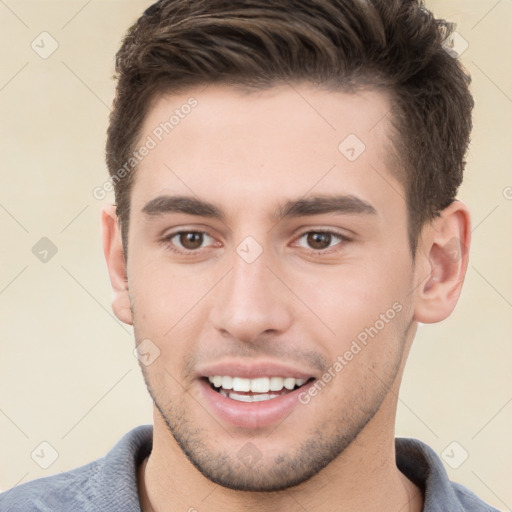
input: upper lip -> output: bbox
[196,359,317,380]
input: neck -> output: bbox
[138,399,423,512]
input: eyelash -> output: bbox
[161,229,350,254]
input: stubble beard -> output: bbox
[137,326,411,492]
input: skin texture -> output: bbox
[102,84,471,512]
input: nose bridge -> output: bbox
[210,242,292,341]
[230,248,270,303]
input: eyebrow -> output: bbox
[141,194,377,221]
[275,195,377,219]
[142,195,225,220]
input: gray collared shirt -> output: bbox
[0,425,500,511]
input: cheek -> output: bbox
[295,262,408,319]
[129,253,205,316]
[128,258,220,372]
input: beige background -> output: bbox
[0,0,511,509]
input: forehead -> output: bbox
[130,83,403,222]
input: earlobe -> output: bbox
[413,200,471,324]
[101,205,133,325]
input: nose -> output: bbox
[209,247,293,344]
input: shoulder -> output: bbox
[0,425,153,512]
[0,463,100,512]
[451,482,502,512]
[395,437,500,512]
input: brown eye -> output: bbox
[179,232,204,249]
[297,231,344,251]
[306,232,332,249]
[168,231,214,251]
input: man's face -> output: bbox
[124,84,418,490]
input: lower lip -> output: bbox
[198,379,314,429]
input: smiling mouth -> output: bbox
[206,376,314,402]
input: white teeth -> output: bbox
[251,393,270,402]
[232,377,250,392]
[221,376,233,389]
[283,377,296,390]
[269,376,284,391]
[228,392,274,402]
[208,375,309,394]
[250,377,270,393]
[229,392,253,402]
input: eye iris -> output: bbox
[307,232,331,250]
[180,232,203,250]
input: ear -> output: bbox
[413,200,471,324]
[101,205,133,325]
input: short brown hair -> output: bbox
[106,0,473,253]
